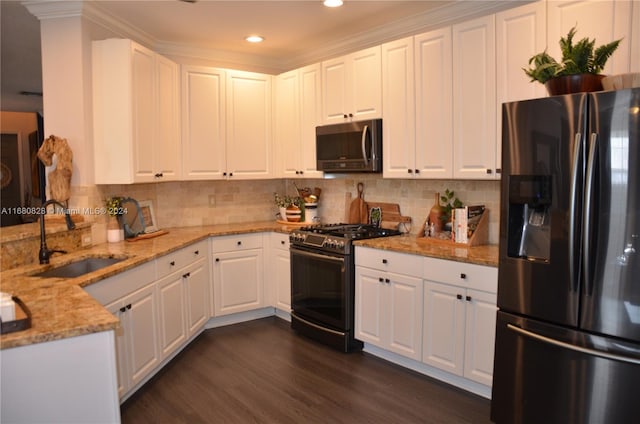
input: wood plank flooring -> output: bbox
[121,317,491,423]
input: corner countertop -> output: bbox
[0,222,498,350]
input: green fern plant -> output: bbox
[524,26,622,84]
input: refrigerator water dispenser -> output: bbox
[506,175,552,262]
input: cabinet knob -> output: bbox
[154,172,163,178]
[415,169,420,174]
[126,304,132,310]
[170,261,176,266]
[183,272,191,279]
[343,114,348,118]
[223,172,227,176]
[456,294,463,300]
[348,113,353,118]
[385,278,390,284]
[496,168,502,174]
[379,277,384,282]
[382,259,388,264]
[194,250,199,255]
[215,258,220,262]
[460,273,466,279]
[119,306,126,313]
[486,169,492,174]
[466,295,472,302]
[237,241,242,246]
[407,169,413,174]
[281,240,286,245]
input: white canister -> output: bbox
[304,203,318,223]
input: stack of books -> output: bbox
[452,205,485,244]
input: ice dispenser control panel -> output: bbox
[507,175,552,262]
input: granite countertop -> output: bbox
[1,222,498,350]
[354,234,499,267]
[0,221,292,350]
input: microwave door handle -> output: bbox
[361,125,369,166]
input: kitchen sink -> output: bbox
[33,257,126,278]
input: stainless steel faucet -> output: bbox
[39,199,76,264]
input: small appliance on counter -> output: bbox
[0,292,31,334]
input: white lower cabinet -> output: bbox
[422,257,497,387]
[212,233,264,316]
[355,247,424,361]
[85,240,210,401]
[268,232,291,313]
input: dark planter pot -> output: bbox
[544,74,605,96]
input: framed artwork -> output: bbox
[138,200,158,233]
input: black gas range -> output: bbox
[289,223,401,352]
[289,223,401,255]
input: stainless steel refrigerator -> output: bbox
[491,88,640,424]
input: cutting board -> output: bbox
[366,201,412,229]
[348,183,368,224]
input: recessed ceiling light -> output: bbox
[324,0,343,7]
[245,35,264,43]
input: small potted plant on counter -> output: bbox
[524,25,622,95]
[105,196,124,242]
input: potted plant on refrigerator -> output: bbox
[524,25,622,95]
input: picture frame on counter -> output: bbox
[138,200,158,233]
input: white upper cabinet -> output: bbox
[547,0,632,76]
[225,70,273,179]
[414,27,454,179]
[275,64,323,178]
[496,0,547,175]
[322,46,382,124]
[181,65,226,180]
[452,15,497,180]
[93,39,180,184]
[381,36,417,179]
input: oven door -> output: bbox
[290,245,350,331]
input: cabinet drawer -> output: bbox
[212,233,263,253]
[355,246,422,276]
[423,257,497,293]
[156,240,209,279]
[84,260,156,306]
[270,232,290,250]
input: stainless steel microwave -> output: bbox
[316,119,382,173]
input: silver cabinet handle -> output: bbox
[507,324,640,365]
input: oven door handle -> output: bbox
[291,312,347,337]
[291,248,345,264]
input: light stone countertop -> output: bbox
[0,222,498,350]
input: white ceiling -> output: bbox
[1,0,521,113]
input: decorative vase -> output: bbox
[285,205,301,222]
[429,193,445,233]
[107,216,123,242]
[544,73,605,96]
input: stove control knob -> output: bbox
[336,240,345,249]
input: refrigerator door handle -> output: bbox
[569,132,582,292]
[507,324,640,365]
[584,133,598,295]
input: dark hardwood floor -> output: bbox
[121,317,491,423]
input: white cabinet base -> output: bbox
[363,343,492,399]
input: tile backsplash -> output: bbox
[0,177,500,260]
[88,176,500,244]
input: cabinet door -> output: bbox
[299,63,323,178]
[463,289,497,386]
[275,69,301,178]
[226,70,272,179]
[349,45,382,121]
[452,15,497,179]
[547,0,632,75]
[382,37,416,179]
[157,272,187,359]
[122,282,161,387]
[213,248,264,316]
[414,27,453,179]
[355,267,386,347]
[181,65,226,180]
[131,43,156,182]
[387,272,423,361]
[423,281,465,376]
[273,247,291,312]
[104,300,129,398]
[184,258,211,336]
[155,55,181,181]
[496,0,547,176]
[322,56,349,124]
